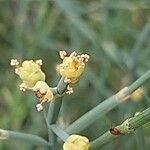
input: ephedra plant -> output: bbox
[0,51,150,150]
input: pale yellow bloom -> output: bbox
[57,51,89,83]
[11,59,54,111]
[131,87,144,102]
[63,135,90,150]
[10,59,45,90]
[32,81,54,111]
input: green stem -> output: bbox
[56,77,68,95]
[47,97,63,150]
[90,107,150,149]
[43,111,52,146]
[134,128,146,150]
[47,97,63,124]
[47,76,67,124]
[129,107,150,129]
[50,124,69,142]
[66,70,150,134]
[66,96,117,134]
[0,129,50,147]
[46,77,67,149]
[126,70,150,95]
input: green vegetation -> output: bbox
[0,0,150,150]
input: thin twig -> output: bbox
[49,124,69,142]
[46,77,68,149]
[0,129,50,147]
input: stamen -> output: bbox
[60,51,67,59]
[35,59,43,66]
[10,59,19,66]
[36,103,43,111]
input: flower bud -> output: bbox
[11,59,45,90]
[63,135,90,150]
[32,81,54,111]
[57,51,89,83]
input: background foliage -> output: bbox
[0,0,150,150]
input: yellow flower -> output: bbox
[131,87,144,102]
[63,135,90,150]
[32,81,54,111]
[10,59,45,91]
[57,51,89,83]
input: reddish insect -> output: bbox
[109,127,121,136]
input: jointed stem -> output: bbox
[90,107,150,149]
[66,70,150,134]
[46,77,68,149]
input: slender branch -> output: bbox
[47,96,63,124]
[66,95,118,134]
[47,77,67,124]
[47,97,63,150]
[90,107,150,149]
[66,70,150,134]
[43,110,52,146]
[50,124,69,142]
[132,21,150,54]
[128,107,150,129]
[46,77,67,149]
[0,129,50,147]
[56,77,68,95]
[126,70,150,95]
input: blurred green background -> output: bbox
[0,0,150,150]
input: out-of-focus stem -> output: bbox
[0,129,50,147]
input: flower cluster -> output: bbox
[63,135,90,150]
[10,51,89,110]
[57,51,89,83]
[57,51,89,94]
[10,59,53,111]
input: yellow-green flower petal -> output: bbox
[57,51,89,83]
[11,59,45,89]
[32,81,54,111]
[63,135,90,150]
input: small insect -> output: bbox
[109,127,120,136]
